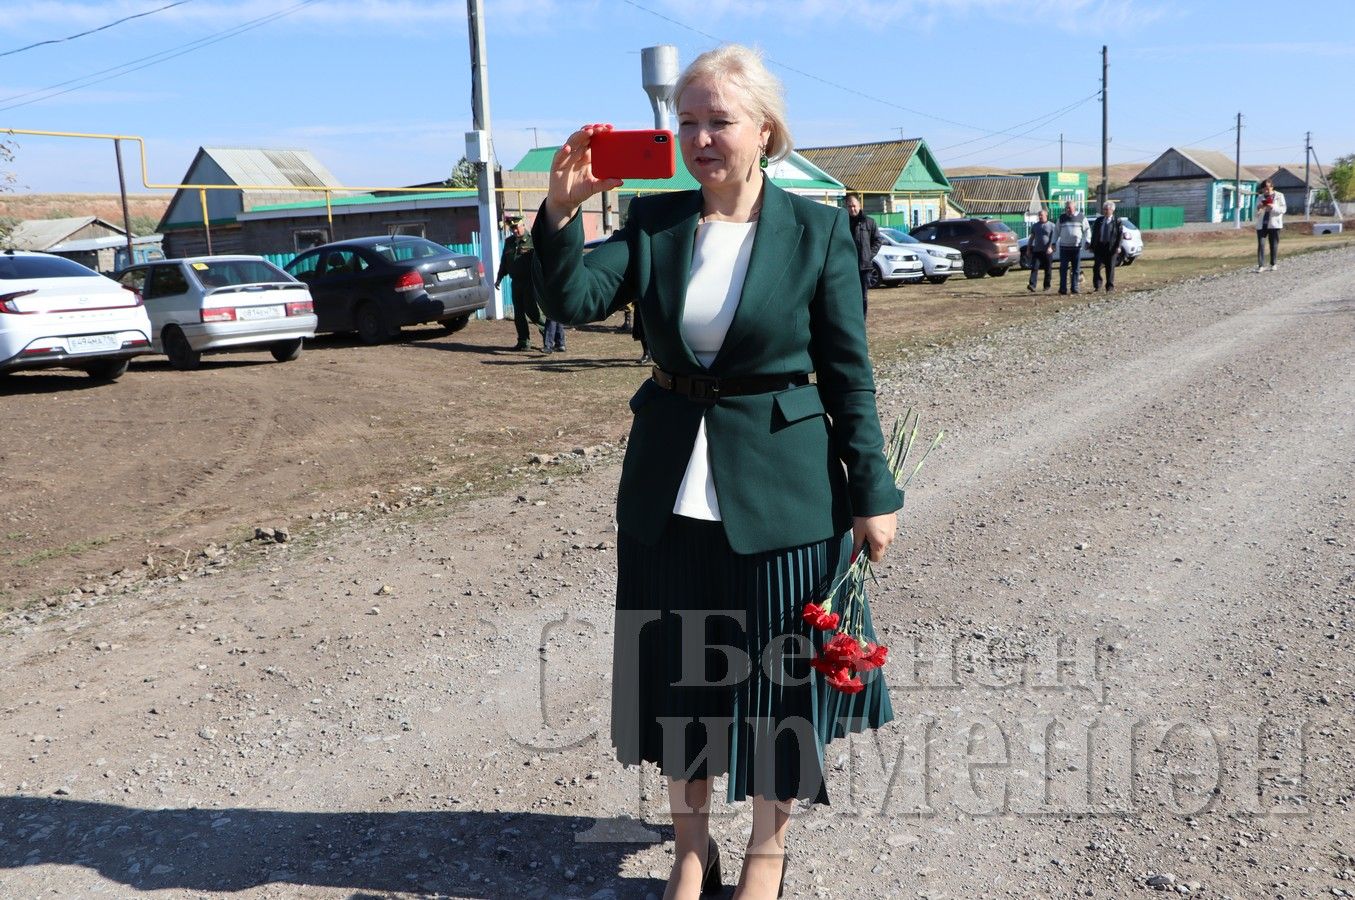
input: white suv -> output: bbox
[118,256,317,371]
[881,227,962,284]
[0,250,151,381]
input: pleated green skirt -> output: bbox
[612,515,893,805]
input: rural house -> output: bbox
[4,215,162,273]
[156,147,345,258]
[948,175,1044,229]
[1113,148,1261,224]
[1265,166,1314,216]
[798,139,952,228]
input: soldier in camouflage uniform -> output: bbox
[496,217,541,350]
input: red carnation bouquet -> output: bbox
[804,411,941,694]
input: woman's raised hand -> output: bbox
[543,124,624,231]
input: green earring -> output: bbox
[759,152,768,169]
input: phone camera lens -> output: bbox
[655,134,668,143]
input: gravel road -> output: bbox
[2,248,1351,899]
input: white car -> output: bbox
[117,256,317,371]
[880,227,963,284]
[0,250,151,381]
[868,241,924,287]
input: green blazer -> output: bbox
[530,178,902,555]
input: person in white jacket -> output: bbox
[1254,179,1287,272]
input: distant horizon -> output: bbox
[0,0,1348,195]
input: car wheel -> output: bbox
[441,314,471,334]
[270,338,304,362]
[962,254,987,279]
[84,358,129,381]
[988,267,1009,277]
[926,275,949,285]
[1120,253,1134,267]
[867,265,883,289]
[354,301,392,345]
[163,327,201,371]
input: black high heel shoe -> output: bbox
[701,834,723,895]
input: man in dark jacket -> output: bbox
[1089,201,1125,292]
[846,193,882,317]
[496,216,541,350]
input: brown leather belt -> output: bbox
[650,366,810,403]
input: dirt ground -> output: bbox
[0,236,1351,899]
[2,229,1351,612]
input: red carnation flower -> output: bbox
[801,603,840,631]
[854,642,889,672]
[823,665,865,694]
[822,632,864,667]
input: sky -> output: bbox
[0,0,1351,195]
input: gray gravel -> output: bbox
[1,248,1351,898]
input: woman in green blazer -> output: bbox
[532,45,902,899]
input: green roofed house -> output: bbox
[234,188,482,257]
[798,139,953,229]
[504,145,845,238]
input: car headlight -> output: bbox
[927,249,946,258]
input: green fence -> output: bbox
[1110,206,1185,230]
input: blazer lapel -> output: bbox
[709,179,803,373]
[649,191,704,371]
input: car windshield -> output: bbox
[190,259,294,288]
[882,228,919,244]
[0,255,98,279]
[369,238,451,263]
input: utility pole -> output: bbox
[1099,45,1108,208]
[467,0,503,318]
[1060,133,1064,171]
[113,139,134,271]
[1234,111,1243,229]
[1304,131,1312,220]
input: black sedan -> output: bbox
[284,236,489,344]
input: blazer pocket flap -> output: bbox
[773,384,826,425]
[629,378,661,414]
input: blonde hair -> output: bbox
[674,44,793,163]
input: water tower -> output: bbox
[641,45,679,130]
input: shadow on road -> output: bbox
[0,795,680,898]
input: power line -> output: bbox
[0,0,319,113]
[619,0,1100,148]
[940,95,1100,162]
[0,0,195,58]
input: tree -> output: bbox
[1327,153,1354,203]
[446,156,477,189]
[0,139,17,246]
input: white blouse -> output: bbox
[672,219,758,520]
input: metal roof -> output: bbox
[797,140,923,193]
[201,147,341,189]
[49,233,162,252]
[1136,147,1265,183]
[948,176,1042,214]
[5,216,124,250]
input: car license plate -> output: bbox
[436,269,469,282]
[67,334,119,353]
[236,305,284,320]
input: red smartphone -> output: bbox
[590,129,676,180]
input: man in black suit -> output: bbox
[1090,200,1124,293]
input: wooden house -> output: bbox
[156,147,345,257]
[1113,148,1264,223]
[798,139,952,228]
